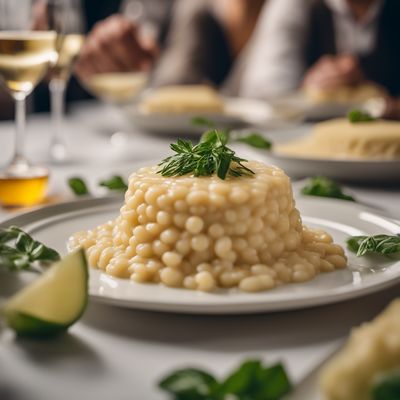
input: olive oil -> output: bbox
[0,170,49,207]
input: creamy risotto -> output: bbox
[69,161,347,292]
[320,299,400,400]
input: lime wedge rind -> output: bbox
[4,249,88,338]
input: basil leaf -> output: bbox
[191,117,216,129]
[99,175,128,191]
[159,368,218,400]
[36,246,61,262]
[373,372,400,400]
[159,360,292,400]
[348,109,376,123]
[0,226,22,245]
[217,360,263,397]
[68,177,89,196]
[236,133,272,150]
[0,227,60,272]
[15,232,35,254]
[256,363,292,400]
[301,177,355,201]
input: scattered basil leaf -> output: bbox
[159,359,291,400]
[348,109,376,123]
[301,177,355,201]
[191,117,216,129]
[68,177,89,196]
[0,226,60,272]
[99,175,128,191]
[158,130,254,180]
[159,368,218,400]
[236,133,272,149]
[372,371,400,400]
[347,234,400,257]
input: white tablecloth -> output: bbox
[0,101,399,400]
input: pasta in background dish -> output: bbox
[138,85,225,114]
[276,118,400,160]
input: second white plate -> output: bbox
[236,125,400,182]
[1,196,399,314]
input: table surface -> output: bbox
[0,101,399,400]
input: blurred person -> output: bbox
[74,0,268,94]
[240,0,400,106]
[0,0,172,119]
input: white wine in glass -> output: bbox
[53,33,84,81]
[0,31,56,93]
[48,0,85,162]
[85,72,148,104]
[0,7,57,207]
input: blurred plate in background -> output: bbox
[122,97,303,135]
[271,91,361,121]
[236,125,400,182]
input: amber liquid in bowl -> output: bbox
[0,167,49,207]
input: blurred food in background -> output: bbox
[138,85,225,114]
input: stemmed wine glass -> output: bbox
[48,0,85,162]
[0,0,57,206]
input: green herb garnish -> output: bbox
[68,177,89,196]
[348,109,376,123]
[236,133,272,149]
[192,117,272,150]
[159,359,292,400]
[301,177,355,201]
[0,226,60,272]
[347,234,400,257]
[158,130,254,180]
[99,175,128,191]
[191,116,216,129]
[68,175,128,196]
[372,371,400,400]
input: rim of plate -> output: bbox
[263,150,400,164]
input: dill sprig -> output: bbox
[158,130,255,180]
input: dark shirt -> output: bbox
[305,0,400,96]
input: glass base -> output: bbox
[49,141,68,163]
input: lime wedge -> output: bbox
[3,249,88,338]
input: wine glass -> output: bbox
[83,0,150,105]
[48,0,85,162]
[0,0,57,206]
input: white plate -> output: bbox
[122,97,297,135]
[1,196,400,314]
[238,125,400,182]
[271,91,360,121]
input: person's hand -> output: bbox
[75,15,156,81]
[302,55,364,90]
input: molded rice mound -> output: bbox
[69,161,347,292]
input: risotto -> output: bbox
[69,161,347,292]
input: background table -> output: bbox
[0,101,399,400]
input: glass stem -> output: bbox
[12,92,27,166]
[50,78,66,148]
